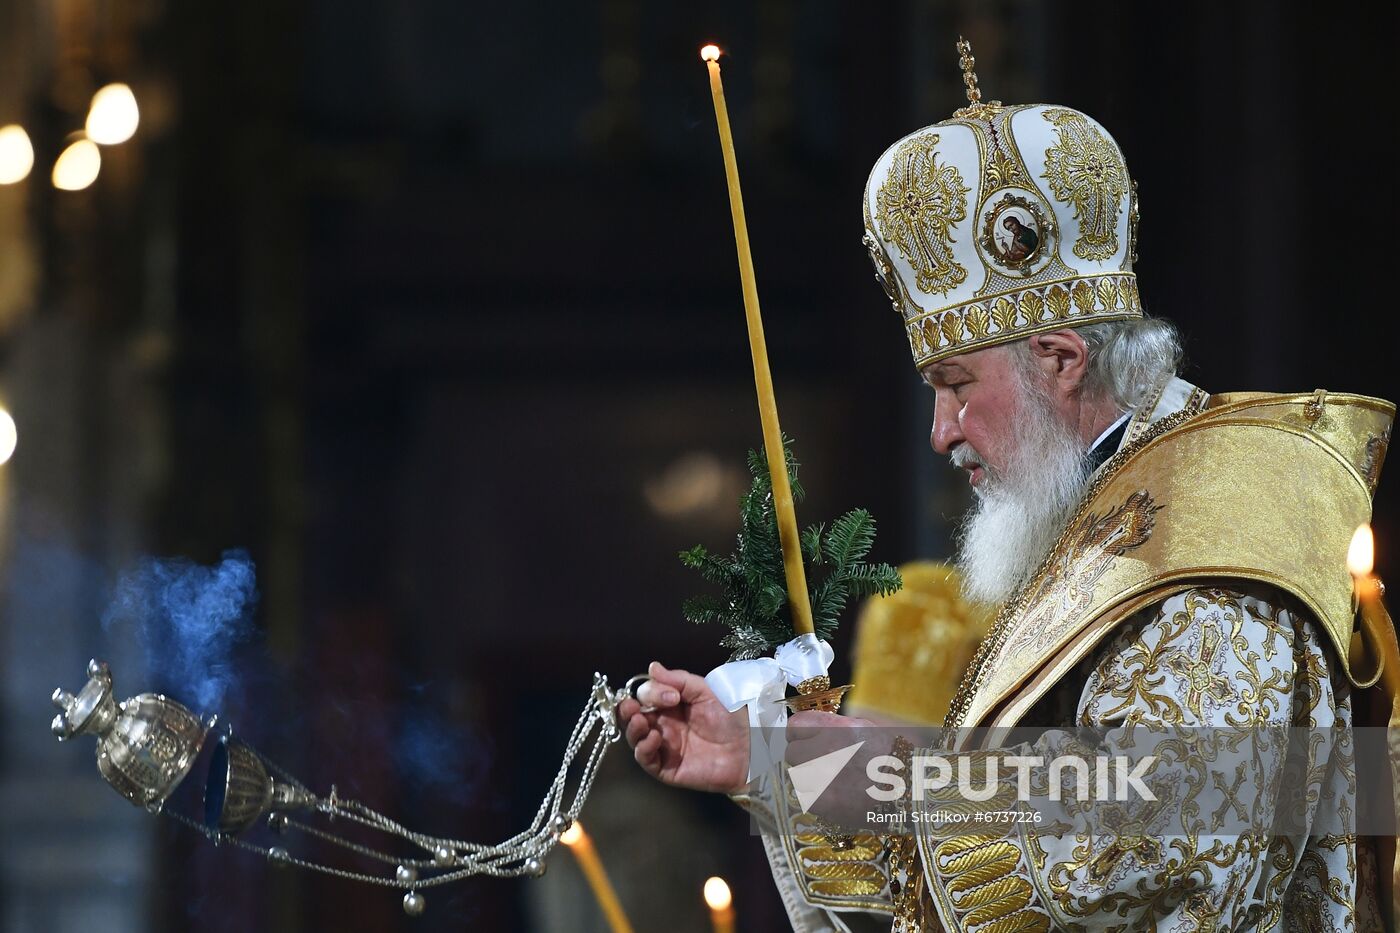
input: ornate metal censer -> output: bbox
[52,659,637,916]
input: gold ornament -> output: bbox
[874,133,971,297]
[1041,108,1127,261]
[952,37,1003,119]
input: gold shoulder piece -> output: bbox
[950,392,1395,728]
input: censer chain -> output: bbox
[167,672,629,887]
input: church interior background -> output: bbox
[0,0,1394,930]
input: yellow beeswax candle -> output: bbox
[701,43,814,636]
[560,823,634,933]
[703,875,735,933]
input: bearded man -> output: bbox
[616,44,1395,931]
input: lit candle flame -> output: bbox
[700,44,721,63]
[1348,523,1375,579]
[703,876,732,911]
[559,822,584,846]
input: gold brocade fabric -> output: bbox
[906,389,1394,931]
[848,563,991,727]
[946,390,1395,732]
[744,387,1395,931]
[914,586,1373,931]
[750,587,1377,931]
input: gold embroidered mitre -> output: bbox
[862,39,1141,369]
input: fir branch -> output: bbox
[720,626,772,662]
[680,435,904,661]
[678,543,707,568]
[823,509,877,568]
[841,562,903,597]
[681,595,731,627]
[801,523,825,566]
[809,576,847,629]
[747,436,805,502]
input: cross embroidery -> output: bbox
[1181,873,1242,933]
[1211,761,1249,830]
[1085,832,1162,887]
[1083,794,1168,886]
[1164,622,1235,718]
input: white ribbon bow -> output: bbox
[704,634,835,782]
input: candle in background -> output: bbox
[560,822,635,933]
[703,875,734,933]
[1349,524,1398,695]
[1347,524,1400,927]
[700,43,815,637]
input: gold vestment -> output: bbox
[740,383,1397,932]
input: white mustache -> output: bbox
[950,443,987,471]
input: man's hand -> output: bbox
[616,661,750,795]
[785,710,891,828]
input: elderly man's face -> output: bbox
[920,346,1025,488]
[922,340,1095,604]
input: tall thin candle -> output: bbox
[1347,524,1400,920]
[560,823,635,933]
[701,43,814,636]
[704,876,736,933]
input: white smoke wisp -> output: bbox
[953,370,1093,606]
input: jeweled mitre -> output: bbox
[863,79,1142,369]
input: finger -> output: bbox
[625,712,652,748]
[636,679,680,708]
[616,697,641,721]
[634,730,662,771]
[786,711,832,739]
[785,736,832,767]
[788,710,850,735]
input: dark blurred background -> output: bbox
[0,1,1394,931]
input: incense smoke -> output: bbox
[101,550,260,712]
[395,707,491,806]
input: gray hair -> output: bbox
[1013,315,1183,413]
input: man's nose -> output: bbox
[930,392,964,456]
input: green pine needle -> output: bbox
[679,435,903,661]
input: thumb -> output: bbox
[646,661,713,703]
[632,661,684,707]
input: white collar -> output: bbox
[1090,411,1133,454]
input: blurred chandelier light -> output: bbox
[0,125,34,184]
[52,138,101,191]
[0,408,16,464]
[86,83,140,145]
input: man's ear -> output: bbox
[1026,330,1089,393]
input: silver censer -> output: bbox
[53,659,639,916]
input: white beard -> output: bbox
[953,378,1093,607]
